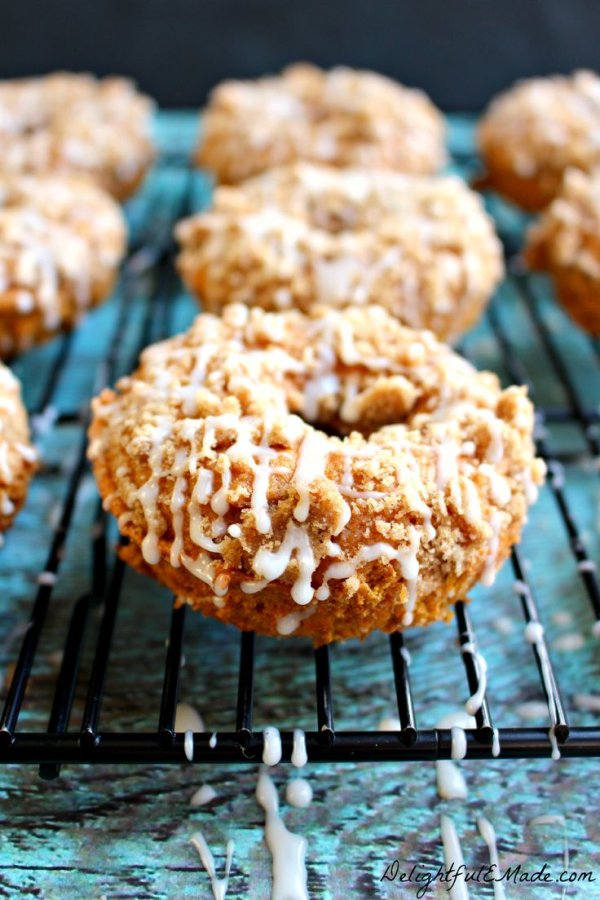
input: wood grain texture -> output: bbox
[0,115,598,899]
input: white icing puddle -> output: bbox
[190,784,218,807]
[515,700,551,720]
[286,778,313,808]
[190,832,234,900]
[552,632,585,652]
[256,770,308,900]
[573,692,600,712]
[175,702,205,733]
[377,716,401,732]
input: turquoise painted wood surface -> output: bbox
[0,113,599,899]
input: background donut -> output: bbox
[478,70,600,211]
[0,362,36,534]
[195,63,446,184]
[525,168,600,333]
[176,163,503,342]
[0,72,154,201]
[0,173,127,356]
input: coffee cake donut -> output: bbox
[478,70,600,211]
[0,173,127,355]
[0,72,154,201]
[525,168,600,333]
[0,363,36,534]
[89,304,544,645]
[196,63,446,184]
[176,163,503,342]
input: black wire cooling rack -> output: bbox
[1,119,600,779]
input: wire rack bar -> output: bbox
[511,548,570,743]
[314,646,335,743]
[235,631,255,745]
[388,632,417,745]
[80,558,126,749]
[158,604,187,746]
[1,728,600,764]
[455,602,494,740]
[0,429,90,746]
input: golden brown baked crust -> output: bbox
[0,173,127,356]
[176,163,503,342]
[478,70,600,211]
[0,363,36,532]
[196,63,446,183]
[89,304,544,645]
[0,72,154,201]
[525,169,600,333]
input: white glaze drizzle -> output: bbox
[315,530,420,625]
[521,619,563,759]
[256,770,308,900]
[184,730,194,762]
[263,726,283,766]
[524,621,544,643]
[292,431,330,522]
[440,814,470,900]
[254,522,316,605]
[460,641,488,715]
[136,416,173,564]
[436,710,476,801]
[190,832,235,900]
[477,817,506,900]
[291,729,308,768]
[491,728,501,758]
[481,511,502,587]
[276,606,315,636]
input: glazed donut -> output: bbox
[89,304,544,645]
[478,70,600,211]
[0,173,127,356]
[0,72,154,201]
[196,63,446,183]
[0,363,36,534]
[525,168,600,333]
[176,163,503,342]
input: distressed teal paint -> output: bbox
[0,114,598,899]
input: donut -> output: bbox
[176,163,503,342]
[0,363,36,534]
[195,63,446,184]
[0,173,127,356]
[525,168,600,333]
[478,70,600,211]
[88,304,544,645]
[0,72,154,201]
